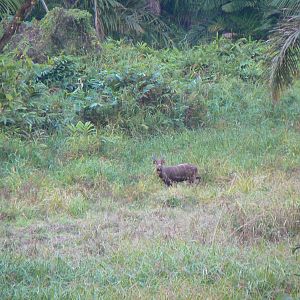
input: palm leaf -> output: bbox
[198,0,225,11]
[74,0,171,46]
[222,0,258,13]
[272,0,300,14]
[0,0,22,17]
[270,14,300,101]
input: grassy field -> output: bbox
[0,39,300,299]
[1,125,300,299]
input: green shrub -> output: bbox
[1,38,299,135]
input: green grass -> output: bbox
[0,242,299,299]
[0,39,300,298]
[0,124,299,298]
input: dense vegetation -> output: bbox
[0,0,299,42]
[1,38,300,299]
[0,1,300,299]
[0,39,274,133]
[1,0,300,99]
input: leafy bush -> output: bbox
[0,55,35,126]
[35,56,81,91]
[0,38,299,136]
[0,55,69,132]
[76,69,188,132]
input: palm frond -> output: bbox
[184,23,208,45]
[222,0,258,13]
[208,16,226,32]
[139,11,172,47]
[270,14,300,101]
[71,0,171,46]
[271,0,300,14]
[0,0,22,17]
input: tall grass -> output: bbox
[1,241,299,299]
[0,39,299,299]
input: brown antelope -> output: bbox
[153,157,200,186]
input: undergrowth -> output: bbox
[1,38,299,135]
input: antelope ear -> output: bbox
[161,159,165,164]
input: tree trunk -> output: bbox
[0,0,37,53]
[146,0,161,16]
[94,0,105,40]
